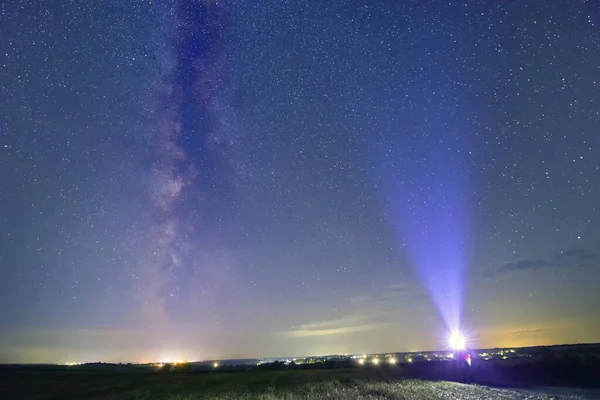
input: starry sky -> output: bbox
[1,0,599,364]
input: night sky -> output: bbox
[1,0,599,364]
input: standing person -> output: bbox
[454,348,472,383]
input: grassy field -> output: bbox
[0,366,590,400]
[105,380,588,400]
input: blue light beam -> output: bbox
[374,121,471,336]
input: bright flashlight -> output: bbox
[449,333,466,350]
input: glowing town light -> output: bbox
[357,358,365,365]
[388,357,397,365]
[372,358,380,366]
[407,357,413,363]
[449,332,466,350]
[213,362,219,368]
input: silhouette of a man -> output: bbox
[454,349,472,383]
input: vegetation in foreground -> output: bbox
[101,380,589,400]
[0,366,590,400]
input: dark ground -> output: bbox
[1,360,600,400]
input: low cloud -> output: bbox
[281,283,412,339]
[511,328,549,336]
[493,246,596,276]
[281,322,386,338]
[383,284,408,297]
[350,284,410,305]
[349,295,374,305]
[297,316,365,331]
[552,247,596,264]
[500,258,546,272]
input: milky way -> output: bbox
[142,0,236,334]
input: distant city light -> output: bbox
[357,358,365,365]
[372,358,380,366]
[213,362,219,368]
[388,357,397,365]
[449,332,466,350]
[407,357,413,363]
